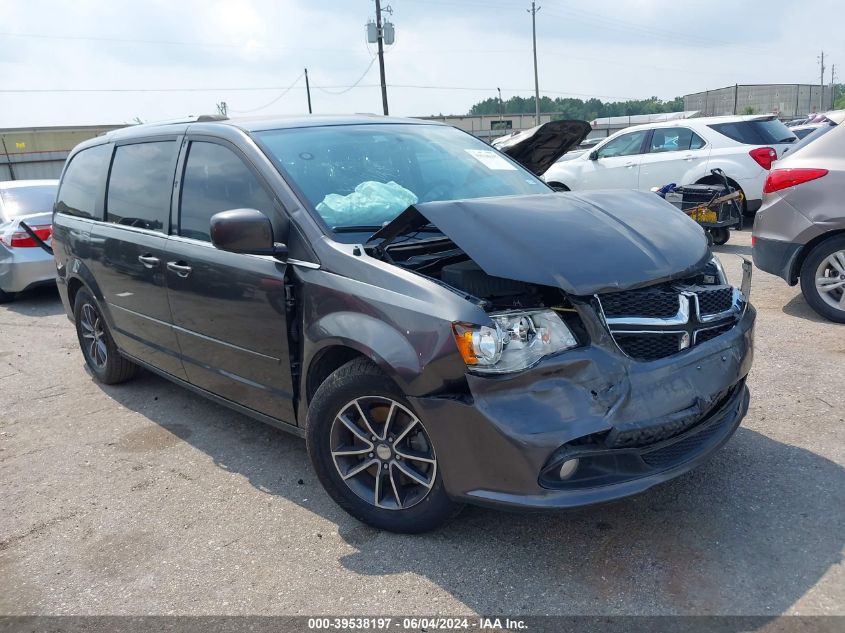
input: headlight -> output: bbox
[452,309,578,374]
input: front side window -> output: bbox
[179,142,275,242]
[255,123,546,229]
[106,141,177,232]
[0,185,58,220]
[56,144,110,219]
[596,130,648,158]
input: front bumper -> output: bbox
[0,245,56,293]
[411,305,754,510]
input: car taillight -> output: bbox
[751,236,757,247]
[1,224,53,248]
[749,147,778,170]
[763,168,829,193]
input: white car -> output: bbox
[542,115,798,214]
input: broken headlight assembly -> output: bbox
[452,309,578,374]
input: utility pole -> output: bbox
[216,101,228,117]
[818,51,825,112]
[497,87,503,121]
[304,68,312,114]
[528,2,541,126]
[375,0,389,115]
[830,63,837,110]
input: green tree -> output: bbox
[467,95,686,119]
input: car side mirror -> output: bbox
[210,208,288,260]
[589,150,599,161]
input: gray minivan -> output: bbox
[53,115,754,532]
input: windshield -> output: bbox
[0,185,57,220]
[255,123,548,230]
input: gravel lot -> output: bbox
[1,229,843,616]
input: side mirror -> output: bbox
[589,150,599,161]
[210,208,288,259]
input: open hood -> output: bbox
[370,191,710,296]
[491,119,592,175]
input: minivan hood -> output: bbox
[371,190,710,296]
[491,120,592,175]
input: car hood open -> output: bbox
[370,190,710,296]
[491,119,592,175]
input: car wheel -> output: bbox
[710,228,730,245]
[74,288,139,383]
[0,288,16,303]
[307,358,462,533]
[799,235,845,324]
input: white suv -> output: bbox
[542,115,797,214]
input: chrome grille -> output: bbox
[598,284,743,362]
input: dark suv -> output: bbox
[53,115,755,533]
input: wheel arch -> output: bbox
[791,229,845,285]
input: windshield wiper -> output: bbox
[332,225,385,233]
[779,137,796,143]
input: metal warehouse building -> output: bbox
[684,84,834,118]
[1,124,123,182]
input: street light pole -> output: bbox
[528,2,541,126]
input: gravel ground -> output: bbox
[1,229,843,617]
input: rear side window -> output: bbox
[0,185,57,219]
[648,128,707,153]
[178,141,275,242]
[56,144,110,219]
[708,119,796,145]
[596,130,648,158]
[106,141,177,232]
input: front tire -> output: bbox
[799,235,845,323]
[306,358,462,533]
[74,288,139,383]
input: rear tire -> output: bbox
[73,288,139,384]
[0,288,16,303]
[799,235,845,324]
[306,358,462,533]
[710,228,730,245]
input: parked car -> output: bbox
[53,115,754,533]
[0,179,59,302]
[752,121,845,323]
[542,114,797,215]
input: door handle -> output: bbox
[166,261,193,278]
[138,254,159,268]
[684,154,696,161]
[625,161,635,168]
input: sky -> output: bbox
[1,0,842,127]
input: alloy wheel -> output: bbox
[815,249,845,312]
[330,396,437,510]
[80,303,108,368]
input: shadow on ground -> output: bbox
[2,284,64,317]
[95,369,845,617]
[781,292,833,324]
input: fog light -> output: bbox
[558,458,579,480]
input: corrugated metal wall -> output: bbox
[0,125,122,183]
[684,84,834,117]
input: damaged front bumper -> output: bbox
[410,304,754,510]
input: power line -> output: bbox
[316,57,378,95]
[229,72,305,114]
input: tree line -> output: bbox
[468,95,685,120]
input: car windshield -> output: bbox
[255,123,547,230]
[0,185,57,219]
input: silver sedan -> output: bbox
[0,179,58,302]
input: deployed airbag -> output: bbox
[317,181,418,227]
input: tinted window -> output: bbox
[708,119,796,145]
[649,127,694,153]
[0,185,58,220]
[689,132,706,150]
[56,144,110,219]
[179,142,276,242]
[106,141,177,232]
[255,124,546,229]
[596,130,648,158]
